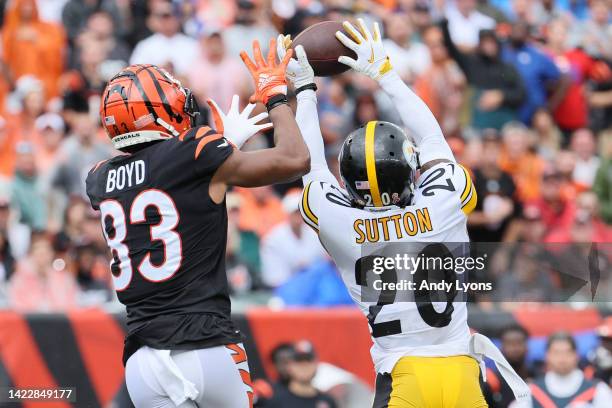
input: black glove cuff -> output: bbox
[295,83,318,95]
[266,94,288,112]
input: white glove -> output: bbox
[206,94,272,149]
[335,18,394,81]
[276,34,315,89]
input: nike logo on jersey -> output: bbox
[217,139,229,148]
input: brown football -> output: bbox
[291,21,357,77]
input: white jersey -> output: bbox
[300,161,477,374]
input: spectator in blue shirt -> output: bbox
[502,22,569,125]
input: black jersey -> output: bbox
[85,126,242,363]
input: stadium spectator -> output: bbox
[382,12,430,82]
[486,325,535,407]
[532,108,562,160]
[71,242,111,304]
[61,0,126,43]
[0,116,18,178]
[469,130,517,242]
[589,317,612,386]
[502,21,567,125]
[187,29,249,118]
[526,165,574,232]
[8,231,79,312]
[10,76,46,144]
[498,122,545,202]
[223,0,278,59]
[2,0,65,100]
[0,199,14,282]
[237,186,286,239]
[32,113,65,174]
[570,128,601,189]
[574,0,612,60]
[261,191,325,288]
[545,18,601,134]
[265,340,338,408]
[51,103,112,198]
[593,132,612,224]
[414,24,466,138]
[442,19,525,130]
[11,142,46,231]
[129,0,198,76]
[529,332,612,407]
[494,244,556,302]
[270,342,296,387]
[444,0,496,50]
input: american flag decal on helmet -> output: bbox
[355,180,370,190]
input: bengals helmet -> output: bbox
[339,121,419,208]
[100,64,199,150]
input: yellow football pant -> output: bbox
[375,355,488,408]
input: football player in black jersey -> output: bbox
[86,39,308,407]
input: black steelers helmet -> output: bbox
[339,121,419,208]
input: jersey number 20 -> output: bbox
[99,189,182,291]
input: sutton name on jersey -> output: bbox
[353,207,433,243]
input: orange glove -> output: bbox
[240,38,292,105]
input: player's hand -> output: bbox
[335,18,394,81]
[240,38,292,104]
[206,95,272,149]
[276,34,315,89]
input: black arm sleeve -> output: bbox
[440,18,470,77]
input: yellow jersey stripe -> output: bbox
[460,165,472,203]
[301,182,319,228]
[365,121,383,207]
[461,184,477,215]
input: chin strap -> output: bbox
[111,130,173,150]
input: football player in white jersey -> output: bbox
[277,19,531,408]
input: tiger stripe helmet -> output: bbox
[100,64,199,150]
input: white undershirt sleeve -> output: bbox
[296,89,339,186]
[378,71,455,165]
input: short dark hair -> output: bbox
[546,331,577,351]
[500,324,529,340]
[270,343,295,364]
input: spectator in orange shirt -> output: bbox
[8,232,79,312]
[2,0,65,100]
[498,122,545,202]
[0,117,18,178]
[237,186,286,238]
[8,76,47,149]
[526,166,575,233]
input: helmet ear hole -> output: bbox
[390,152,395,156]
[390,134,395,139]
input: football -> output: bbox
[291,21,357,77]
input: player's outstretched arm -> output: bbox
[277,35,338,186]
[211,39,310,193]
[336,19,455,166]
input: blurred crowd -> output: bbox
[249,321,612,407]
[0,0,611,311]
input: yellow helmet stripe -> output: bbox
[365,121,383,207]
